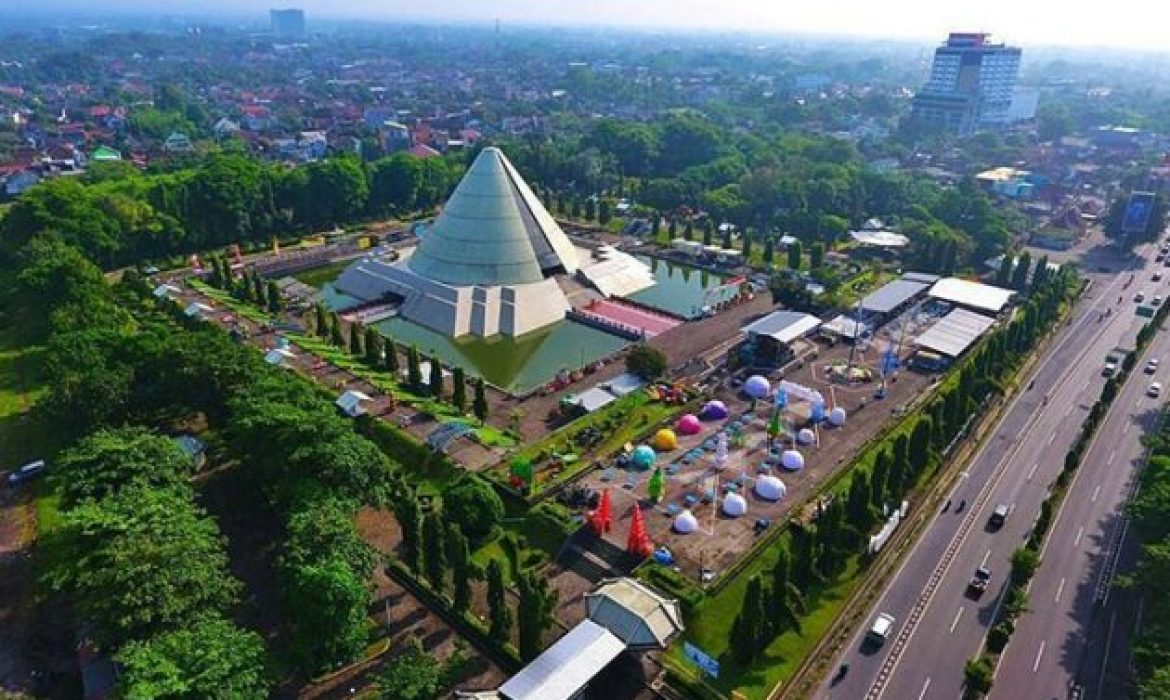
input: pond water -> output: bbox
[628,255,737,318]
[372,316,628,393]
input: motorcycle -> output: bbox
[957,499,966,513]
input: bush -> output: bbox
[443,476,505,544]
[1010,547,1039,584]
[987,620,1014,653]
[626,343,667,380]
[964,655,995,696]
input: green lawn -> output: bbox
[495,391,684,497]
[0,278,58,468]
[669,551,863,699]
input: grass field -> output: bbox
[667,552,863,699]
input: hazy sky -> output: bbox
[12,0,1170,52]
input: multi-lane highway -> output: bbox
[819,245,1158,700]
[991,273,1170,698]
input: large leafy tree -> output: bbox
[115,614,270,699]
[283,555,371,673]
[53,427,192,508]
[443,477,504,544]
[44,487,242,645]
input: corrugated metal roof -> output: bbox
[743,310,822,344]
[498,620,625,700]
[928,278,1014,313]
[408,147,579,286]
[914,308,996,357]
[856,279,928,314]
[585,577,684,649]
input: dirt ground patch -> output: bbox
[571,330,937,583]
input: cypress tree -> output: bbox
[329,313,345,349]
[889,435,910,498]
[599,199,611,225]
[383,336,400,372]
[810,241,825,269]
[995,254,1014,288]
[668,218,678,237]
[871,448,891,510]
[517,569,557,662]
[487,559,511,642]
[266,280,283,312]
[788,239,803,270]
[315,303,330,338]
[909,416,934,478]
[766,546,799,636]
[651,216,661,239]
[429,354,444,398]
[397,492,423,575]
[763,237,775,265]
[349,321,364,357]
[742,231,753,258]
[684,219,694,241]
[702,220,714,247]
[721,226,733,249]
[364,327,382,366]
[791,525,817,590]
[473,378,489,421]
[423,510,447,594]
[1011,250,1031,292]
[252,271,266,307]
[452,366,467,411]
[730,575,767,663]
[847,471,873,531]
[446,523,472,613]
[407,345,423,388]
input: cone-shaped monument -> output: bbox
[336,147,578,338]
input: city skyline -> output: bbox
[3,0,1170,53]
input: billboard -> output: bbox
[1122,191,1156,234]
[684,642,721,679]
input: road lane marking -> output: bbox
[1064,403,1074,418]
[917,677,931,700]
[1056,577,1066,603]
[1075,526,1085,547]
[950,607,964,633]
[982,549,991,567]
[1092,484,1102,502]
[1048,432,1057,445]
[1109,449,1117,465]
[1027,463,1038,481]
[1124,421,1131,435]
[1033,640,1046,673]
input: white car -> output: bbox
[1156,272,1164,282]
[1155,295,1164,306]
[866,612,896,645]
[1147,359,1161,374]
[1149,382,1163,398]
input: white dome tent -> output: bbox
[673,509,699,534]
[797,428,816,445]
[722,492,747,517]
[755,475,787,501]
[829,407,847,427]
[781,450,805,471]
